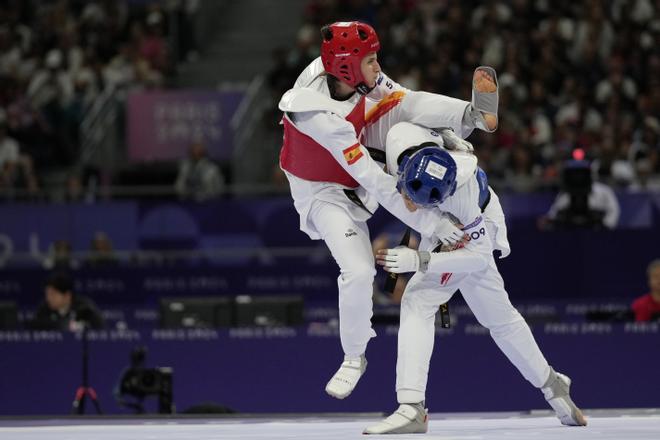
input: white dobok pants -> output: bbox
[309,199,377,358]
[396,257,551,404]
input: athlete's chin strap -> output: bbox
[355,82,375,96]
[327,81,373,100]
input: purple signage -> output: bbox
[0,324,659,415]
[127,90,244,161]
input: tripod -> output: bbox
[71,325,102,414]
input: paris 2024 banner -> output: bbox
[127,90,244,162]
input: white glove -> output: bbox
[432,216,466,247]
[440,128,474,152]
[376,246,420,273]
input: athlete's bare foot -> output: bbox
[473,69,497,93]
[473,68,498,131]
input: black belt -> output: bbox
[343,189,373,215]
[365,147,386,164]
[438,302,451,329]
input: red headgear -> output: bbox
[320,21,380,94]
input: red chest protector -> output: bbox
[279,96,366,188]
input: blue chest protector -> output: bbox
[476,167,490,212]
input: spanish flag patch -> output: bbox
[343,143,363,165]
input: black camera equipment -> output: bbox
[115,346,174,414]
[554,162,605,229]
[71,308,102,414]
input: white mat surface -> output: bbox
[1,411,659,440]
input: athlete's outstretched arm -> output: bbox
[291,110,465,245]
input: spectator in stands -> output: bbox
[30,272,104,331]
[43,239,80,270]
[628,117,660,191]
[630,158,660,192]
[503,146,541,193]
[0,0,189,198]
[174,141,223,201]
[86,231,119,267]
[140,10,169,74]
[0,110,39,197]
[27,49,76,165]
[631,259,660,322]
[62,70,99,154]
[172,0,201,63]
[0,111,21,189]
[60,167,101,203]
[265,1,660,193]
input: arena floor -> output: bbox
[1,409,659,440]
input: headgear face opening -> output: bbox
[397,147,458,207]
[321,21,380,94]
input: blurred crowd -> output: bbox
[2,0,659,200]
[0,0,197,199]
[268,0,660,193]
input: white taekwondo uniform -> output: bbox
[279,57,474,357]
[384,122,551,405]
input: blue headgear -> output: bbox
[397,147,458,207]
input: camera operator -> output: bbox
[30,272,104,331]
[544,155,620,230]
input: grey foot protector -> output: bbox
[470,66,498,132]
